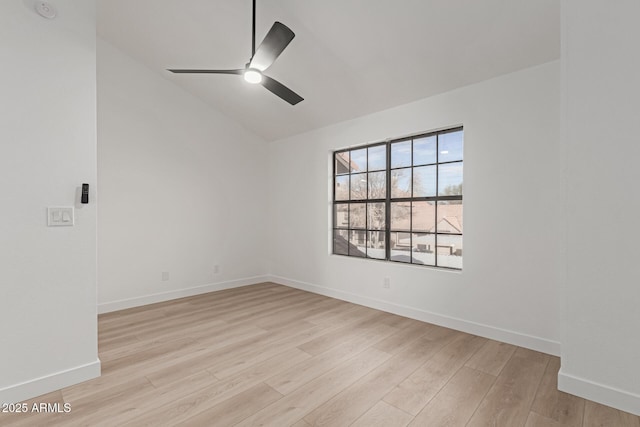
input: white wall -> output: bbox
[97,39,269,312]
[559,0,640,415]
[0,0,100,403]
[268,61,562,355]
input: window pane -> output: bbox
[391,168,411,198]
[334,204,349,229]
[335,175,349,200]
[413,165,437,197]
[350,148,367,172]
[368,171,386,199]
[391,140,411,168]
[333,230,349,255]
[439,130,463,162]
[349,230,366,257]
[390,232,411,263]
[335,152,350,175]
[349,203,366,229]
[438,163,463,196]
[367,231,386,259]
[437,200,463,234]
[413,136,436,165]
[436,234,462,269]
[390,202,411,231]
[412,201,436,232]
[368,145,386,171]
[367,203,386,230]
[412,233,435,266]
[350,173,367,200]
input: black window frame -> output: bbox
[332,127,463,270]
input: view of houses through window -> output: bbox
[333,127,463,269]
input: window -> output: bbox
[332,127,463,270]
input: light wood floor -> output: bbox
[2,283,639,426]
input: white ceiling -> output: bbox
[97,0,560,142]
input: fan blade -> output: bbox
[168,69,244,74]
[249,22,295,71]
[261,75,303,105]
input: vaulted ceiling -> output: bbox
[98,0,560,141]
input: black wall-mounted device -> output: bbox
[81,183,89,204]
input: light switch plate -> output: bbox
[48,207,74,226]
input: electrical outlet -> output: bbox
[213,264,220,274]
[383,277,390,289]
[161,271,170,281]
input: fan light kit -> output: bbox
[244,68,263,84]
[168,0,303,105]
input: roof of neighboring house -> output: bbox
[438,216,462,233]
[336,152,361,173]
[334,231,366,257]
[392,202,463,233]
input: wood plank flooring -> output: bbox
[1,282,638,426]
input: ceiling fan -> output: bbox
[168,0,303,105]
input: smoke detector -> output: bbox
[35,2,57,19]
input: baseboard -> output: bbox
[558,369,640,416]
[268,275,561,356]
[0,359,101,405]
[98,275,271,314]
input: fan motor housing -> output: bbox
[35,1,57,19]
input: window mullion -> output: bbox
[385,141,391,261]
[410,138,414,263]
[435,134,439,267]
